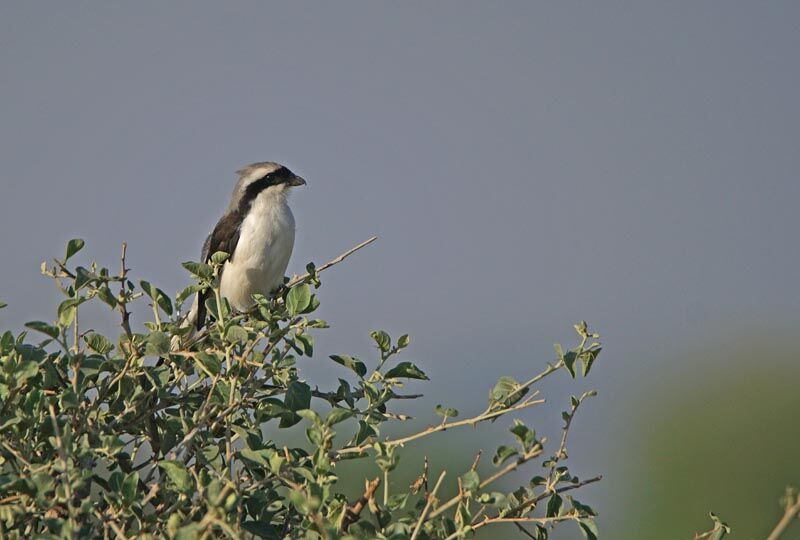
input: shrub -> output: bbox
[0,238,603,539]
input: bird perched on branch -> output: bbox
[188,161,306,330]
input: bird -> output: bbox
[188,161,306,331]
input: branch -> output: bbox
[426,445,545,521]
[286,236,378,289]
[410,471,446,540]
[443,513,582,540]
[766,488,800,540]
[341,476,381,532]
[117,242,133,339]
[335,393,544,457]
[504,391,598,519]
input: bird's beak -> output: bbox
[289,176,306,187]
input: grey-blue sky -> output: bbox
[1,2,799,536]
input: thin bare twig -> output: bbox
[341,476,381,532]
[286,236,378,289]
[336,394,544,457]
[443,514,580,540]
[118,243,133,339]
[766,488,800,540]
[410,471,446,540]
[427,445,545,521]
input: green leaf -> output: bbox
[330,354,367,378]
[209,251,230,265]
[242,521,281,539]
[530,475,547,486]
[477,492,509,508]
[84,332,114,355]
[297,409,322,425]
[546,493,563,517]
[435,404,459,418]
[96,285,117,308]
[285,381,311,411]
[57,297,86,327]
[337,378,354,407]
[74,266,96,290]
[158,460,193,494]
[174,523,202,540]
[355,420,376,445]
[509,420,536,451]
[145,331,170,356]
[370,330,391,352]
[306,425,324,446]
[304,295,320,314]
[397,334,411,349]
[489,376,528,408]
[563,351,577,378]
[325,408,353,426]
[280,381,311,428]
[195,352,221,377]
[295,333,314,357]
[65,238,85,261]
[176,284,203,306]
[461,470,480,493]
[578,518,599,540]
[492,445,518,466]
[181,261,213,280]
[25,321,60,339]
[225,325,248,343]
[384,362,428,380]
[139,280,158,300]
[15,361,39,384]
[581,347,602,377]
[239,448,273,467]
[374,443,399,472]
[0,301,6,309]
[157,290,173,315]
[121,472,138,504]
[286,284,311,315]
[0,331,14,353]
[568,496,597,517]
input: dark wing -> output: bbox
[196,211,242,330]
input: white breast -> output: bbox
[219,188,296,311]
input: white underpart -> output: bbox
[220,185,296,311]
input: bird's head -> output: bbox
[230,161,306,211]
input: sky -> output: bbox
[1,2,799,538]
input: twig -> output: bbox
[505,474,602,519]
[546,393,584,485]
[427,445,544,521]
[48,404,76,531]
[286,236,378,289]
[443,514,579,540]
[469,451,482,472]
[341,476,381,532]
[335,394,544,457]
[383,470,389,506]
[767,488,800,540]
[410,471,446,540]
[117,243,133,339]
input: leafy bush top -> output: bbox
[0,239,602,539]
